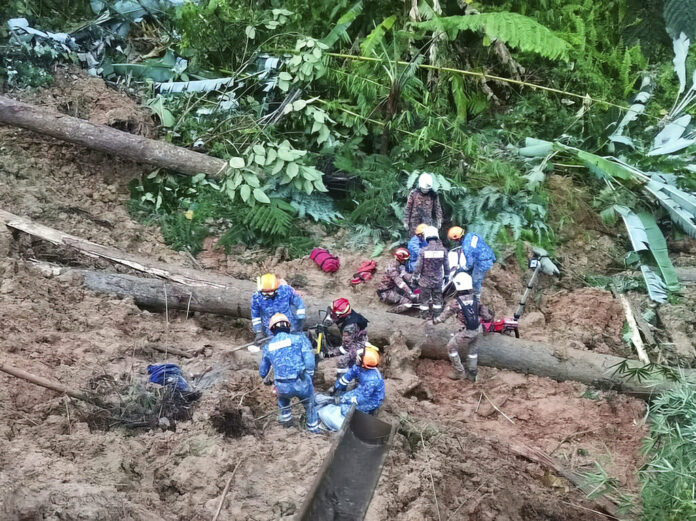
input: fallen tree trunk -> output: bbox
[45,265,693,396]
[0,95,227,177]
[6,211,692,395]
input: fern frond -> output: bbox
[414,12,572,61]
[243,199,294,236]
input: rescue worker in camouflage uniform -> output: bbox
[332,346,385,415]
[403,173,443,236]
[259,313,320,432]
[377,247,418,313]
[326,298,369,375]
[336,322,367,375]
[413,226,449,320]
[447,226,496,299]
[250,273,306,343]
[407,223,428,273]
[433,272,494,382]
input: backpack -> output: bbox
[456,296,480,330]
[310,248,340,273]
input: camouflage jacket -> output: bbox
[403,190,443,235]
[377,259,413,293]
[439,295,494,330]
[414,241,449,289]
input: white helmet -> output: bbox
[424,226,439,241]
[452,272,473,292]
[418,173,433,192]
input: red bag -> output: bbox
[310,248,340,273]
[350,260,377,285]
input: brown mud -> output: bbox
[0,70,690,520]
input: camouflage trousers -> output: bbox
[378,289,414,313]
[447,329,479,373]
[418,286,443,318]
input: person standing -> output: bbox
[259,313,320,432]
[433,272,493,382]
[403,173,443,236]
[413,226,448,320]
[447,226,496,299]
[407,223,428,273]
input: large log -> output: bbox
[5,209,693,395]
[0,95,227,177]
[48,265,693,396]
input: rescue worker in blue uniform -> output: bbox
[407,223,428,273]
[251,273,306,343]
[259,313,320,433]
[333,346,385,415]
[447,226,496,299]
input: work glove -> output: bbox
[408,292,418,302]
[254,331,265,344]
[263,375,274,386]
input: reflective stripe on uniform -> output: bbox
[307,420,319,428]
[448,352,459,358]
[470,235,478,248]
[424,250,444,258]
[339,376,350,386]
[268,338,292,352]
[296,308,306,317]
[468,354,478,359]
[419,305,429,311]
[252,318,262,325]
[279,411,292,420]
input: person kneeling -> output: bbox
[259,313,320,433]
[317,347,385,431]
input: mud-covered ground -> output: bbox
[1,68,693,520]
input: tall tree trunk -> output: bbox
[0,95,228,177]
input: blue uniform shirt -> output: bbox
[334,365,385,414]
[460,233,495,272]
[259,331,315,381]
[407,235,427,273]
[250,284,306,336]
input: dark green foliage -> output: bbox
[664,0,696,40]
[641,380,696,520]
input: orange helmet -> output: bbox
[447,226,464,241]
[258,273,280,297]
[360,346,380,368]
[394,247,410,262]
[269,312,290,332]
[415,223,427,236]
[331,298,351,318]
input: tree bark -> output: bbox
[5,209,692,396]
[52,266,692,397]
[0,95,228,177]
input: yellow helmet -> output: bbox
[415,223,427,236]
[361,346,380,368]
[269,313,290,332]
[447,226,464,241]
[258,273,280,296]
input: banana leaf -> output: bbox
[645,179,696,238]
[641,266,668,303]
[638,212,680,292]
[518,137,553,157]
[554,144,636,181]
[157,77,235,94]
[609,77,652,148]
[616,207,680,300]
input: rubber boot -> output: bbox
[391,303,412,314]
[448,352,466,380]
[419,307,431,320]
[465,369,478,383]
